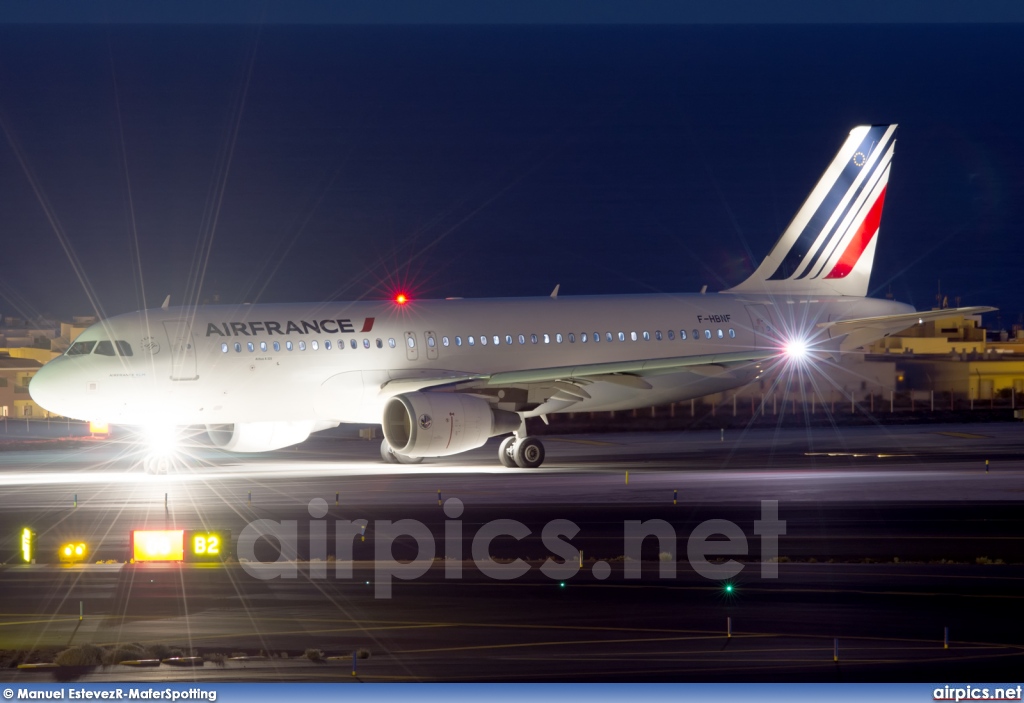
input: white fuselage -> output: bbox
[29,292,912,429]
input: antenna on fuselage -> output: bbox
[161,295,170,310]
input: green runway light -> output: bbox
[559,582,566,588]
[724,583,734,594]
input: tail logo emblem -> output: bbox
[852,151,866,167]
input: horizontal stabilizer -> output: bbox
[817,306,996,351]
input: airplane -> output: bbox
[28,124,994,470]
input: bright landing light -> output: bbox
[783,338,809,361]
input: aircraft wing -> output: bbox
[380,349,775,395]
[816,306,996,351]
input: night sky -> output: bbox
[1,7,1023,329]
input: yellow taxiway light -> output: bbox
[59,542,88,563]
[89,421,110,436]
[21,528,34,563]
[132,529,184,562]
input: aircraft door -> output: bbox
[424,331,439,360]
[404,331,419,361]
[163,319,199,380]
[745,305,778,349]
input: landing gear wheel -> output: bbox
[395,452,423,465]
[380,439,399,464]
[513,437,545,469]
[498,436,517,468]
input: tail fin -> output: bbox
[723,124,897,297]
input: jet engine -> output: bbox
[382,392,519,458]
[206,421,315,452]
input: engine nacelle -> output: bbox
[382,392,520,458]
[207,421,314,452]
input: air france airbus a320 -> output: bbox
[29,125,993,469]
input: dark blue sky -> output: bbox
[0,20,1022,329]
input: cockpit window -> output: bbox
[116,341,133,357]
[67,341,96,356]
[94,341,116,356]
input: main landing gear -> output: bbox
[380,439,423,465]
[498,435,545,469]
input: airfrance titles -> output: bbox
[205,318,375,337]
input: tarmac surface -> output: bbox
[1,422,1022,682]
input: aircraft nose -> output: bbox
[29,360,69,417]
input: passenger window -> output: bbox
[325,340,332,350]
[94,341,116,356]
[442,336,449,347]
[274,341,281,352]
[606,332,613,342]
[594,332,601,343]
[247,342,255,352]
[428,336,436,348]
[568,333,575,343]
[518,334,525,345]
[556,333,563,343]
[693,329,699,340]
[376,338,383,348]
[299,341,306,351]
[531,334,538,344]
[468,336,475,346]
[116,341,133,356]
[286,341,293,351]
[643,331,650,341]
[655,331,662,341]
[235,342,242,352]
[481,336,488,346]
[389,338,397,348]
[260,342,268,352]
[580,333,587,343]
[618,332,625,342]
[680,330,687,340]
[363,339,370,349]
[350,339,357,349]
[630,331,638,341]
[717,329,724,339]
[667,330,675,340]
[704,329,712,339]
[492,335,499,345]
[311,340,319,350]
[407,337,415,348]
[505,335,513,345]
[221,343,228,353]
[729,328,736,338]
[543,334,550,344]
[66,341,96,356]
[456,336,462,346]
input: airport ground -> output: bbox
[0,421,1022,682]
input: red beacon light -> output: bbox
[394,293,409,305]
